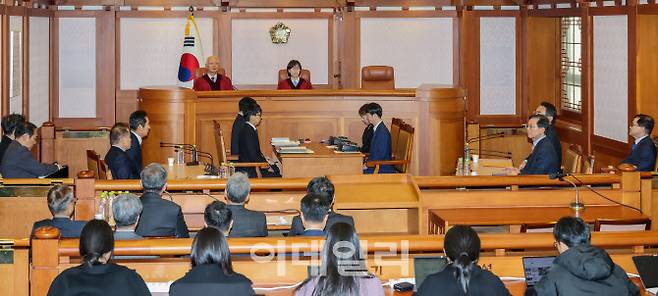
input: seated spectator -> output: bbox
[299,193,330,237]
[112,193,143,240]
[295,222,384,295]
[224,172,267,237]
[621,114,656,171]
[135,163,189,238]
[47,220,150,296]
[32,184,85,238]
[1,121,60,178]
[528,217,640,296]
[289,176,354,236]
[105,123,139,179]
[0,113,25,166]
[417,225,510,295]
[204,200,233,235]
[169,227,254,295]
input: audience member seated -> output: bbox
[135,163,189,238]
[363,102,396,174]
[535,102,562,165]
[505,115,560,175]
[47,220,150,296]
[224,172,267,237]
[417,225,510,296]
[169,227,255,295]
[295,222,384,295]
[277,59,313,90]
[105,123,139,180]
[289,176,354,236]
[621,114,656,171]
[204,200,233,235]
[298,193,330,237]
[127,110,150,176]
[237,104,281,178]
[112,193,143,240]
[231,97,258,155]
[193,56,235,91]
[527,217,640,296]
[32,184,85,238]
[358,103,374,153]
[1,121,60,178]
[0,113,25,167]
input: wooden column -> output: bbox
[619,164,642,211]
[31,227,60,296]
[75,171,97,221]
[38,122,55,163]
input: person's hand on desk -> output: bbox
[503,167,520,176]
[519,159,527,170]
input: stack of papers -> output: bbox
[271,137,300,147]
[276,146,314,154]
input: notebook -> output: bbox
[522,256,555,287]
[633,255,658,295]
[414,256,448,291]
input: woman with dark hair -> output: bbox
[417,225,509,296]
[47,220,150,296]
[169,227,254,295]
[295,222,384,296]
[277,59,313,90]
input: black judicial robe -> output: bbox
[47,263,150,296]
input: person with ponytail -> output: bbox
[295,222,384,296]
[417,225,509,296]
[47,220,150,296]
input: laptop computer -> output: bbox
[522,256,555,287]
[413,256,448,291]
[44,166,69,178]
[633,255,658,295]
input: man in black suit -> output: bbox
[621,114,657,171]
[237,104,280,178]
[204,200,233,235]
[105,123,139,179]
[288,176,354,236]
[135,163,189,238]
[298,193,330,237]
[358,103,374,153]
[506,115,560,175]
[224,172,267,237]
[31,184,85,238]
[230,97,257,155]
[1,121,60,178]
[0,113,24,167]
[535,101,562,165]
[127,110,150,176]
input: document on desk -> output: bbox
[271,138,300,147]
[276,146,314,154]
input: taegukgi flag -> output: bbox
[177,13,204,88]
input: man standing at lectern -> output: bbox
[193,56,235,91]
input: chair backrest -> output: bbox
[361,66,395,90]
[654,137,658,171]
[564,144,583,174]
[520,223,555,233]
[594,218,651,232]
[393,122,415,173]
[278,69,311,83]
[583,154,595,174]
[213,120,230,165]
[195,67,226,79]
[86,150,110,180]
[390,118,403,154]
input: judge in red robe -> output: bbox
[193,56,235,91]
[277,60,313,90]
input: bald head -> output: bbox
[206,56,221,75]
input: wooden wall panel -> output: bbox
[636,14,658,135]
[54,130,110,176]
[525,16,560,116]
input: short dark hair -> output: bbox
[364,102,383,118]
[80,220,114,267]
[1,113,25,135]
[47,184,75,216]
[191,227,234,275]
[238,97,257,114]
[243,104,262,122]
[204,201,233,233]
[129,110,148,131]
[358,103,369,116]
[109,123,130,145]
[307,176,335,205]
[14,121,37,139]
[553,216,591,248]
[529,114,550,130]
[539,102,557,124]
[444,225,481,294]
[286,60,302,77]
[300,193,330,223]
[635,114,655,135]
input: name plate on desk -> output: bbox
[276,147,314,154]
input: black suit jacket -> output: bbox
[521,137,561,175]
[169,264,255,296]
[546,125,562,165]
[361,124,374,153]
[288,211,355,236]
[364,123,396,174]
[105,146,139,180]
[237,123,268,178]
[126,132,143,176]
[0,135,12,167]
[31,217,86,238]
[227,204,267,237]
[621,136,657,172]
[0,141,58,178]
[231,114,246,155]
[135,192,189,238]
[47,263,150,296]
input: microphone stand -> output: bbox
[160,142,201,166]
[560,175,584,217]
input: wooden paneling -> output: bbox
[0,249,28,296]
[54,130,110,176]
[636,14,658,135]
[0,196,51,238]
[525,16,559,116]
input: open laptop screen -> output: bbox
[633,255,658,294]
[414,256,448,291]
[523,256,555,287]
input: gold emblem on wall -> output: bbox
[269,22,291,44]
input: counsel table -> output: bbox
[274,142,364,178]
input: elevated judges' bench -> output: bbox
[137,85,466,176]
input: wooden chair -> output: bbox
[563,144,583,174]
[520,223,556,233]
[583,155,595,174]
[390,118,403,155]
[594,218,651,232]
[277,69,311,83]
[361,66,395,89]
[366,121,414,174]
[212,120,269,178]
[86,150,111,180]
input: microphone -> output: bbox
[467,132,505,144]
[549,172,584,216]
[160,142,202,166]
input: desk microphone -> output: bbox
[160,142,204,166]
[549,172,584,217]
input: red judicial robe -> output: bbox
[193,74,235,91]
[277,78,313,90]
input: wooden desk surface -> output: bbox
[163,164,209,180]
[275,143,364,178]
[276,142,364,159]
[458,158,514,176]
